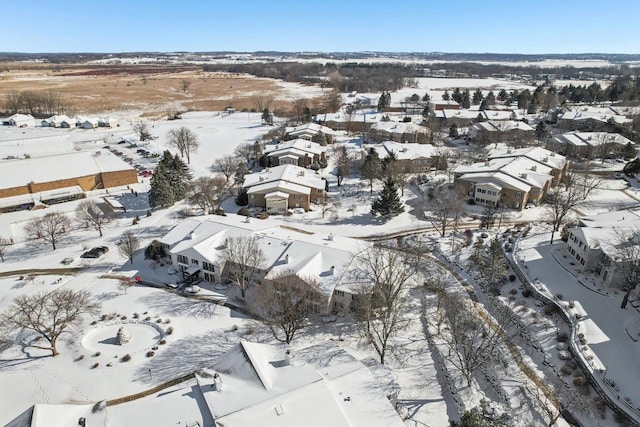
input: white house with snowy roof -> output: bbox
[550,131,634,159]
[366,140,440,174]
[15,341,403,427]
[160,215,365,313]
[566,208,640,288]
[453,147,566,209]
[243,164,326,213]
[369,120,430,143]
[2,113,35,127]
[263,138,326,168]
[284,122,335,140]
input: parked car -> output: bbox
[61,257,74,265]
[165,282,179,289]
[81,250,101,259]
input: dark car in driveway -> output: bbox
[81,246,109,258]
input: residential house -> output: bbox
[566,209,640,288]
[243,165,325,213]
[159,215,365,313]
[453,148,567,209]
[285,123,335,141]
[429,100,460,111]
[2,113,34,127]
[367,140,440,174]
[468,120,534,142]
[550,132,633,159]
[79,118,100,129]
[263,139,326,168]
[487,146,568,185]
[557,106,632,131]
[40,115,74,128]
[369,121,431,144]
[98,117,118,128]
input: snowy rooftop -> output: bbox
[264,138,325,157]
[459,171,531,192]
[370,121,427,133]
[0,134,74,158]
[285,122,335,136]
[554,131,633,147]
[368,140,437,161]
[487,146,567,171]
[243,164,325,190]
[200,341,404,427]
[0,150,135,190]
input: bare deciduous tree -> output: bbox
[213,155,239,183]
[167,127,199,164]
[118,278,135,295]
[0,289,100,356]
[234,142,256,168]
[188,176,227,214]
[251,269,320,344]
[334,145,350,186]
[349,245,420,364]
[180,79,191,93]
[611,228,640,309]
[117,231,140,264]
[438,292,506,386]
[223,235,266,298]
[75,200,111,237]
[24,211,71,250]
[424,185,466,238]
[545,168,600,244]
[133,122,155,142]
[252,92,275,113]
[291,98,309,124]
[0,236,9,262]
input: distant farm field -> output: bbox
[0,63,325,118]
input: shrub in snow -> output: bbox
[133,313,139,319]
[556,332,569,342]
[521,288,532,298]
[121,316,127,320]
[91,321,97,325]
[93,351,101,357]
[145,316,151,321]
[121,354,131,362]
[152,346,158,350]
[560,363,575,375]
[146,351,155,357]
[156,318,163,323]
[166,327,173,335]
[75,355,85,362]
[159,339,167,345]
[91,363,99,369]
[164,319,171,324]
[509,274,516,282]
[558,350,572,361]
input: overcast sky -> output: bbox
[3,0,639,54]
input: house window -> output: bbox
[177,255,188,264]
[317,188,323,194]
[515,192,522,199]
[469,182,474,189]
[191,259,199,265]
[293,194,300,200]
[203,262,215,272]
[250,194,256,199]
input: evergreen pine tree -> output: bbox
[361,148,382,193]
[461,89,471,109]
[148,172,174,209]
[422,92,431,102]
[235,187,249,206]
[622,142,637,160]
[442,90,451,101]
[449,124,459,138]
[535,121,548,141]
[452,88,462,104]
[312,131,327,146]
[371,177,404,219]
[497,89,508,102]
[472,89,484,105]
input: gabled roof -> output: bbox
[243,165,325,191]
[285,123,335,137]
[200,341,404,427]
[370,121,427,134]
[380,140,437,160]
[487,146,567,171]
[553,132,633,148]
[459,171,531,192]
[264,139,325,157]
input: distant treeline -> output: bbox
[203,62,419,93]
[2,90,68,117]
[558,75,640,103]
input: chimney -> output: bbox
[520,173,528,179]
[328,233,334,241]
[543,156,549,162]
[530,165,537,172]
[285,254,289,264]
[330,265,335,275]
[484,160,490,166]
[188,231,195,240]
[284,349,294,366]
[245,215,251,223]
[213,373,223,391]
